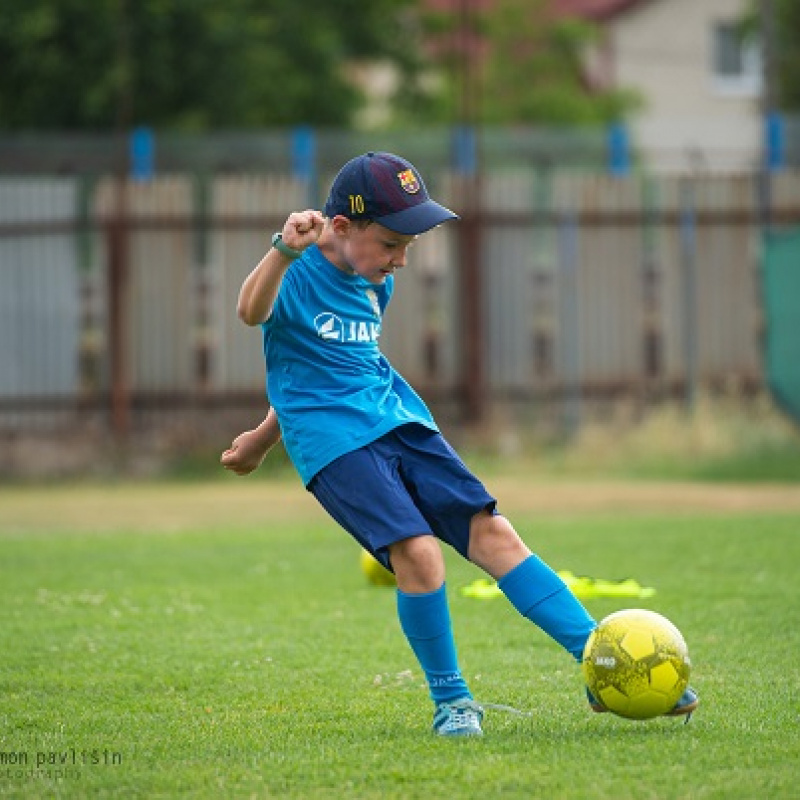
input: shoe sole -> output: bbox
[590,699,699,717]
[664,697,699,717]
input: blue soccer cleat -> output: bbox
[432,698,484,737]
[587,686,699,721]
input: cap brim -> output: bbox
[375,199,459,235]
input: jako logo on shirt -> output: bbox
[314,312,380,343]
[314,313,344,340]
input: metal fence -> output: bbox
[1,132,799,442]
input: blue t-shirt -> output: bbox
[262,244,437,485]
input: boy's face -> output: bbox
[332,218,417,285]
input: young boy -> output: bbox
[221,151,697,735]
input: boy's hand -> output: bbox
[220,429,271,476]
[282,210,325,253]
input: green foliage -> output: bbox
[559,394,800,483]
[463,393,800,484]
[1,484,799,797]
[0,0,419,130]
[421,0,639,125]
[480,0,637,125]
[773,0,800,111]
[742,0,800,111]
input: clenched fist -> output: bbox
[282,209,325,253]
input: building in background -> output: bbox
[556,0,761,171]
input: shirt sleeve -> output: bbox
[267,258,308,330]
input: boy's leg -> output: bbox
[309,441,481,734]
[468,509,699,718]
[391,535,483,736]
[468,512,596,661]
[391,535,472,705]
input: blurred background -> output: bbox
[1,0,799,481]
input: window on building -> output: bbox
[712,22,761,96]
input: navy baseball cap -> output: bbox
[323,151,458,235]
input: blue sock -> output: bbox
[498,554,597,661]
[396,584,472,705]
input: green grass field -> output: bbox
[1,477,800,799]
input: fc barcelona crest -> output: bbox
[397,169,420,194]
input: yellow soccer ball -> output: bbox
[583,609,691,720]
[359,549,396,587]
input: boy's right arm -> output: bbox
[237,209,325,325]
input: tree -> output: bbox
[0,0,421,130]
[480,0,637,125]
[741,0,800,112]
[766,0,800,111]
[420,0,638,126]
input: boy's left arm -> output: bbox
[220,408,282,476]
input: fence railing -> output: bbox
[1,137,799,437]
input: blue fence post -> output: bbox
[607,122,630,177]
[766,112,785,172]
[452,125,477,176]
[291,126,317,206]
[130,126,154,181]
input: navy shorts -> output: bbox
[307,423,497,571]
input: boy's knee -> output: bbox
[389,535,445,592]
[467,512,531,578]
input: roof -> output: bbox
[424,1,650,22]
[551,0,649,21]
